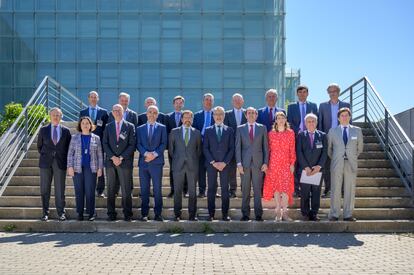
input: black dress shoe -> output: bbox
[174,216,181,222]
[97,192,105,198]
[184,193,189,198]
[140,216,149,222]
[207,216,214,221]
[167,192,174,198]
[222,216,231,221]
[216,193,221,198]
[124,216,132,222]
[322,191,330,198]
[107,216,116,221]
[344,216,357,222]
[77,215,84,221]
[58,214,67,221]
[329,217,339,222]
[240,216,250,221]
[197,193,206,198]
[88,215,95,221]
[302,215,310,221]
[230,192,237,198]
[40,215,48,222]
[154,215,164,222]
[255,216,264,222]
[189,217,198,221]
[309,215,320,221]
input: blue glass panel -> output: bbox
[141,15,160,37]
[57,63,76,87]
[223,0,243,11]
[98,0,118,11]
[141,65,160,88]
[14,37,35,61]
[264,38,275,61]
[14,0,34,10]
[120,39,139,61]
[202,0,221,11]
[264,15,278,37]
[141,40,159,62]
[244,65,263,88]
[78,0,97,11]
[120,0,140,10]
[223,65,242,88]
[99,64,118,87]
[243,89,263,108]
[36,14,55,36]
[223,40,243,61]
[182,89,202,111]
[57,14,76,36]
[15,63,35,86]
[244,39,263,62]
[120,64,139,87]
[162,40,180,62]
[140,0,161,11]
[203,15,221,38]
[0,37,12,61]
[182,65,201,88]
[203,65,222,88]
[36,63,55,83]
[120,14,140,37]
[78,14,97,37]
[161,0,181,11]
[162,15,180,38]
[244,15,263,37]
[223,16,242,37]
[162,65,181,87]
[57,39,76,61]
[181,0,201,11]
[57,0,76,10]
[0,63,12,86]
[99,39,118,61]
[160,89,180,112]
[78,39,97,61]
[203,40,222,62]
[78,63,97,87]
[15,13,34,36]
[0,13,13,36]
[0,0,12,11]
[244,0,264,11]
[264,65,276,88]
[182,39,201,62]
[36,38,55,61]
[100,14,118,37]
[182,15,201,38]
[139,89,160,111]
[36,0,55,11]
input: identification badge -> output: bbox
[316,144,323,149]
[97,120,103,127]
[84,149,88,154]
[351,136,357,140]
[119,133,126,140]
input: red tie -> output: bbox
[116,122,120,141]
[249,125,254,142]
[269,107,273,124]
[309,132,314,149]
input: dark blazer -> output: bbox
[79,106,109,139]
[257,106,286,132]
[37,124,72,170]
[203,125,234,166]
[136,122,167,168]
[223,108,247,134]
[168,127,202,172]
[193,110,215,135]
[138,112,166,127]
[166,111,183,134]
[102,120,136,169]
[296,130,328,171]
[318,100,351,133]
[287,101,318,135]
[108,108,139,128]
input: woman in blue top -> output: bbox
[67,116,104,221]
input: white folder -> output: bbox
[300,170,322,186]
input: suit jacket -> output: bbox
[224,108,247,134]
[166,111,183,135]
[37,124,72,170]
[287,101,318,135]
[296,130,328,171]
[108,108,139,128]
[257,106,286,132]
[168,126,201,172]
[102,120,136,169]
[67,133,104,173]
[79,106,109,139]
[318,100,351,133]
[193,110,215,135]
[235,123,269,169]
[327,125,364,173]
[203,125,234,166]
[136,122,167,168]
[138,112,166,127]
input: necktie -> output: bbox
[309,132,314,149]
[300,104,306,131]
[269,107,273,124]
[91,108,96,123]
[175,112,180,127]
[343,127,348,145]
[116,122,120,142]
[52,126,58,145]
[236,110,241,126]
[217,125,222,142]
[184,127,189,146]
[149,124,154,145]
[249,125,254,142]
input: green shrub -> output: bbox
[0,102,23,135]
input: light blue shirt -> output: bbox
[299,101,307,131]
[89,105,98,121]
[50,124,61,143]
[146,122,157,136]
[330,101,339,129]
[202,110,212,135]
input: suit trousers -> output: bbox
[198,153,207,194]
[329,160,357,219]
[322,157,332,194]
[207,165,230,217]
[241,167,263,218]
[139,164,163,217]
[73,167,97,216]
[173,165,197,219]
[106,165,133,218]
[40,159,66,216]
[294,163,301,194]
[228,158,238,194]
[96,144,105,195]
[300,182,321,218]
[169,155,188,194]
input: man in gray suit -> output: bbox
[168,110,202,221]
[318,83,351,197]
[328,107,363,222]
[236,107,269,221]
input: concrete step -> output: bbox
[0,193,412,208]
[1,219,413,233]
[0,207,412,220]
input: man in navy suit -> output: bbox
[103,104,136,221]
[166,95,186,198]
[318,83,351,197]
[193,93,215,198]
[224,93,247,198]
[296,113,328,221]
[287,85,318,197]
[79,91,109,198]
[136,105,167,222]
[37,108,71,221]
[137,97,167,126]
[203,106,235,221]
[257,89,285,132]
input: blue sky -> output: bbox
[286,0,414,114]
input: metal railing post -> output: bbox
[412,148,414,195]
[24,108,28,158]
[349,86,353,113]
[364,78,368,123]
[45,77,49,111]
[384,109,389,152]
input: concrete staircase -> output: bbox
[0,122,413,233]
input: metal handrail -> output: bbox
[340,76,414,196]
[0,75,87,196]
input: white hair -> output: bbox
[305,113,318,122]
[213,106,225,115]
[232,93,244,100]
[119,92,130,100]
[49,107,62,116]
[147,105,159,113]
[88,91,99,97]
[145,97,157,105]
[203,93,214,100]
[327,83,341,92]
[265,89,278,97]
[112,104,124,112]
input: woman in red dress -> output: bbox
[263,112,296,221]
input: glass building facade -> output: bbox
[0,0,285,113]
[284,68,301,108]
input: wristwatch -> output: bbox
[210,160,215,165]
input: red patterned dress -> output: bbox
[263,129,296,205]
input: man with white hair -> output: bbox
[257,89,285,132]
[224,93,247,198]
[137,97,167,126]
[108,92,139,127]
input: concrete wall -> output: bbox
[395,108,414,142]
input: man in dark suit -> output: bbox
[165,95,185,198]
[79,90,109,198]
[103,104,136,221]
[257,89,285,132]
[296,113,328,221]
[318,83,351,197]
[137,97,167,126]
[169,110,202,221]
[224,93,247,198]
[136,105,167,222]
[287,85,319,197]
[37,108,71,221]
[203,106,235,221]
[193,93,215,198]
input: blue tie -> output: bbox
[300,104,306,131]
[149,124,154,144]
[91,108,96,122]
[203,111,211,135]
[343,126,348,145]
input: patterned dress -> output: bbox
[263,129,296,205]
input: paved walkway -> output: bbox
[0,233,413,274]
